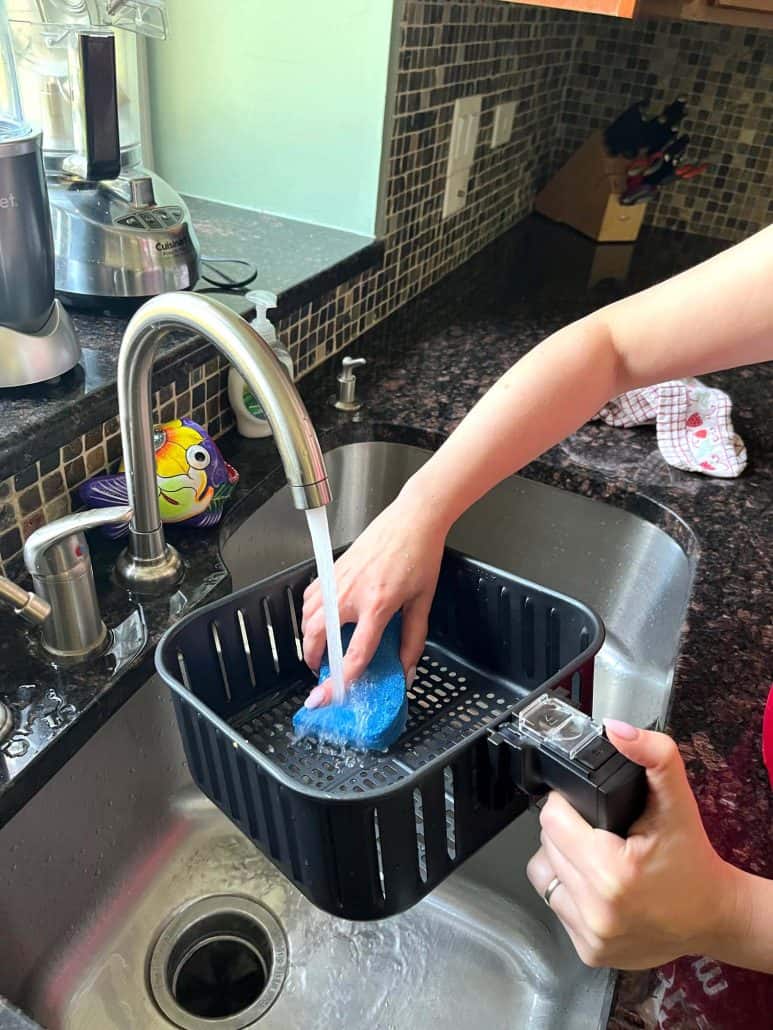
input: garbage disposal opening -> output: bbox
[149,896,287,1030]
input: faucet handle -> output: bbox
[22,505,133,659]
[24,506,133,577]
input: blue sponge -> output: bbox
[292,615,407,751]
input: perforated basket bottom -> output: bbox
[231,642,529,796]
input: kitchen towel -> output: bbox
[593,377,747,477]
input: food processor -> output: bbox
[0,0,80,385]
[7,0,199,310]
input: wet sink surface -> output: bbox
[0,442,692,1030]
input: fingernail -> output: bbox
[406,665,417,689]
[603,718,639,741]
[305,685,328,710]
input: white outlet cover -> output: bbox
[442,166,472,220]
[491,101,516,149]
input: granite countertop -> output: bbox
[0,216,770,1028]
[0,197,382,483]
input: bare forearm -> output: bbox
[706,864,773,974]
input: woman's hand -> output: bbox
[301,485,449,708]
[527,721,744,970]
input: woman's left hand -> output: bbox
[526,721,741,970]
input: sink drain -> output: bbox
[149,895,287,1029]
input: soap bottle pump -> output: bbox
[228,290,294,438]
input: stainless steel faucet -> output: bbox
[116,292,331,592]
[0,505,132,659]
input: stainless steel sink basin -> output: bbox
[0,441,693,1030]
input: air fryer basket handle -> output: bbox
[489,725,648,837]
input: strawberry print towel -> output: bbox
[593,377,747,478]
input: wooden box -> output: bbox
[535,131,646,243]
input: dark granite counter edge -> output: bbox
[0,237,384,484]
[0,333,213,483]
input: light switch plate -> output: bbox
[491,101,516,149]
[447,95,482,174]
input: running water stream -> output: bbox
[304,507,346,705]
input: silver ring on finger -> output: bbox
[543,876,562,908]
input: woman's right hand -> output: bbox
[300,484,449,708]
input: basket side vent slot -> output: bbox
[235,608,257,688]
[373,808,386,901]
[546,605,560,676]
[413,788,428,883]
[521,596,535,679]
[177,650,191,690]
[262,597,280,674]
[498,585,511,671]
[210,621,232,702]
[287,587,304,662]
[444,765,456,861]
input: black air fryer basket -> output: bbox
[156,548,604,920]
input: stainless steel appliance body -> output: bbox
[0,130,55,332]
[9,6,199,307]
[0,132,80,384]
[49,157,200,308]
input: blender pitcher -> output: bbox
[7,0,199,310]
[0,0,81,385]
[0,0,29,138]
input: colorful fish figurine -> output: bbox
[79,419,239,538]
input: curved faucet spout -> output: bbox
[116,292,331,591]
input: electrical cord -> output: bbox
[199,256,258,291]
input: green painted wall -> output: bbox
[147,0,394,236]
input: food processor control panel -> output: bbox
[114,206,184,230]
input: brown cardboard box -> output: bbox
[535,131,646,243]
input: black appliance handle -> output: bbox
[489,706,648,837]
[75,31,121,181]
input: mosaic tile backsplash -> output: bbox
[561,14,773,241]
[282,0,579,377]
[1,0,770,578]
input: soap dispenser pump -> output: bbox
[228,290,294,438]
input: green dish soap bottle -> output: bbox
[228,290,294,438]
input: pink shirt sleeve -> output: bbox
[763,685,773,790]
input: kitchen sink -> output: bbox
[0,441,693,1030]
